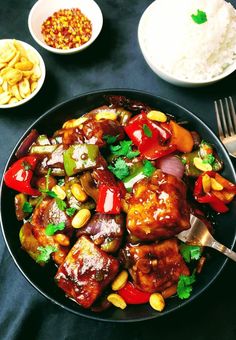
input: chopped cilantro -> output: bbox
[55,197,66,211]
[57,178,65,186]
[22,201,33,213]
[110,140,140,159]
[180,243,201,263]
[142,124,152,137]
[36,245,58,263]
[181,158,187,165]
[191,9,207,24]
[40,188,58,198]
[45,222,65,236]
[202,154,215,165]
[66,207,77,217]
[103,134,119,144]
[143,160,156,177]
[108,158,130,180]
[177,274,196,300]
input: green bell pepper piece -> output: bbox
[63,144,99,176]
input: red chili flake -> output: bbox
[41,8,92,50]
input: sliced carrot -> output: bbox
[170,120,194,153]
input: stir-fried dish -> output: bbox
[4,95,236,312]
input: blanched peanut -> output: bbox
[71,183,87,202]
[54,233,70,246]
[147,110,167,122]
[72,208,91,229]
[211,178,223,191]
[112,270,128,291]
[107,294,127,310]
[193,157,212,171]
[202,174,211,193]
[52,185,66,200]
[95,112,117,121]
[149,293,165,312]
[62,116,88,129]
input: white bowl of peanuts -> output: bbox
[0,39,45,108]
[28,0,103,55]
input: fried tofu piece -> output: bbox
[120,239,189,293]
[55,236,119,308]
[126,170,190,241]
[30,197,72,265]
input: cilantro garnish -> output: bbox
[55,197,66,211]
[36,245,58,263]
[142,124,152,137]
[181,158,187,165]
[191,9,207,24]
[45,222,65,236]
[143,160,156,177]
[110,140,140,159]
[180,243,201,263]
[57,178,65,186]
[108,158,130,180]
[22,201,33,213]
[177,274,196,299]
[40,188,58,198]
[22,161,31,171]
[202,154,215,165]
[103,134,119,144]
[66,207,77,217]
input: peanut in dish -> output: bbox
[3,95,236,313]
[41,8,92,50]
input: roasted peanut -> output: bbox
[52,185,66,200]
[149,293,165,312]
[107,294,127,310]
[54,233,70,246]
[71,183,88,202]
[72,209,91,229]
[147,110,167,122]
[112,270,128,291]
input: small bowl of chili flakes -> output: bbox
[28,0,103,54]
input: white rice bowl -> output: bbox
[139,0,236,82]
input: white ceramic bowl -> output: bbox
[0,39,46,109]
[28,0,103,55]
[138,1,236,88]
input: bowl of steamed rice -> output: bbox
[138,0,236,87]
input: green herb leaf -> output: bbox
[108,158,130,180]
[143,160,156,177]
[57,178,65,186]
[36,245,58,263]
[45,222,66,236]
[55,197,66,211]
[180,243,201,263]
[66,207,77,217]
[202,154,215,165]
[22,201,33,213]
[177,274,196,299]
[181,158,187,165]
[142,124,152,137]
[40,188,58,198]
[103,134,119,144]
[191,9,207,24]
[110,140,140,159]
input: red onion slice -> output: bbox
[156,154,184,179]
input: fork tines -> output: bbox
[214,96,236,139]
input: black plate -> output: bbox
[1,89,236,322]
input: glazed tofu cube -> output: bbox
[55,236,119,308]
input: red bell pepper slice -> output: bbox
[96,184,121,214]
[124,112,175,160]
[197,193,229,213]
[4,156,40,196]
[118,281,151,304]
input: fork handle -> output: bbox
[211,241,236,262]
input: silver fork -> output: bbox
[214,96,236,158]
[177,215,236,261]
